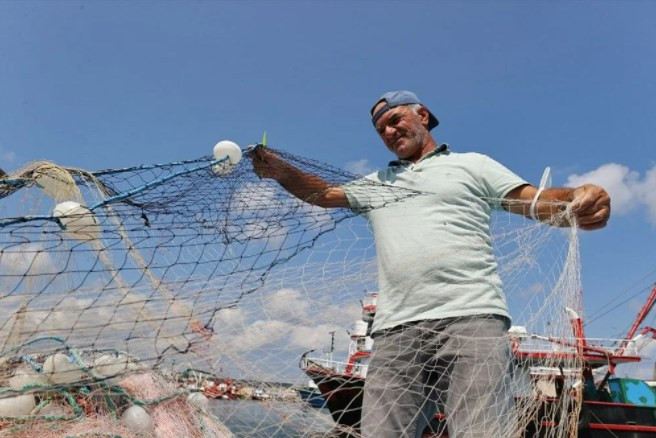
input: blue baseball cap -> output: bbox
[371,91,439,131]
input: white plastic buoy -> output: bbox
[212,140,242,176]
[8,367,48,390]
[94,354,133,384]
[43,353,84,385]
[0,393,36,417]
[187,392,210,411]
[122,405,154,433]
[38,402,69,417]
[53,201,101,241]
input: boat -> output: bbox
[301,286,656,437]
[178,367,240,400]
[300,293,376,430]
[297,379,327,409]
[253,387,271,401]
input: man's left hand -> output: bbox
[570,184,611,230]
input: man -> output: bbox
[251,91,610,437]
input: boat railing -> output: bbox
[301,356,368,378]
[512,335,640,356]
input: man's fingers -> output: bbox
[574,195,610,229]
[579,220,608,231]
[571,190,600,213]
[576,208,610,226]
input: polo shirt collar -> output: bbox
[388,143,449,167]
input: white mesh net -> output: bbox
[0,150,629,437]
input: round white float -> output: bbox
[38,402,70,417]
[52,201,101,241]
[43,353,84,385]
[122,405,154,434]
[188,392,210,411]
[212,140,242,176]
[93,354,135,385]
[0,393,36,417]
[8,367,48,390]
[94,354,130,378]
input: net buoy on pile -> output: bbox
[94,353,134,385]
[122,405,154,433]
[43,352,84,385]
[188,392,210,411]
[212,140,242,176]
[37,402,70,417]
[53,201,101,241]
[8,367,48,390]
[0,393,36,417]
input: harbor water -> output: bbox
[211,399,335,437]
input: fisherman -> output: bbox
[250,91,610,438]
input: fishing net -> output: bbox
[0,146,614,437]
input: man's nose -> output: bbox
[383,125,396,139]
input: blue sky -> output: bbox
[1,0,656,344]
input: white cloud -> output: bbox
[263,288,311,322]
[0,244,55,276]
[344,159,375,176]
[228,319,293,350]
[210,284,365,358]
[566,163,656,225]
[616,340,656,380]
[289,323,351,352]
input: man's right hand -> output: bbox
[250,145,286,181]
[248,145,349,209]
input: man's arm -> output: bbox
[250,146,350,208]
[503,184,611,231]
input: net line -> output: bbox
[0,147,608,437]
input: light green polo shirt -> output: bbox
[343,146,528,333]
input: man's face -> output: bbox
[373,102,428,161]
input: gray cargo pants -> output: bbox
[361,315,514,438]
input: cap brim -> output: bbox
[428,112,439,130]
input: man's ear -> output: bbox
[417,106,430,129]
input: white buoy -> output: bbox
[43,353,84,385]
[212,140,242,176]
[94,354,133,385]
[52,201,101,241]
[8,367,48,390]
[0,393,36,417]
[188,392,210,411]
[38,402,70,417]
[122,405,154,434]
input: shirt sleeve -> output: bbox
[341,173,382,215]
[479,155,529,209]
[342,171,420,214]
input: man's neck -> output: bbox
[409,138,438,163]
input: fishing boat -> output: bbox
[301,286,656,437]
[300,293,376,429]
[297,379,327,409]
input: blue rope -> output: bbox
[88,156,229,211]
[0,215,60,228]
[0,335,67,358]
[1,178,31,186]
[90,156,214,176]
[0,155,235,230]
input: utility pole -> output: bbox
[329,330,335,364]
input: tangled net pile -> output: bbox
[0,147,597,437]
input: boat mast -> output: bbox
[329,331,335,364]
